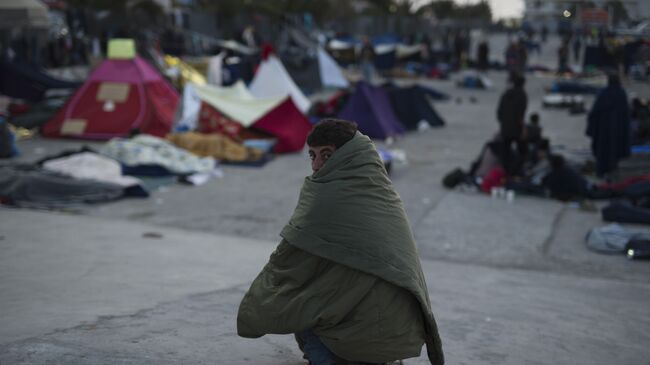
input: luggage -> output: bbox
[442,168,466,189]
[626,239,650,260]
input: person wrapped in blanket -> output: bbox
[237,119,444,365]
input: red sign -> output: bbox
[581,9,609,25]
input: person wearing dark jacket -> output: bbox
[586,73,631,177]
[477,40,489,71]
[496,72,528,175]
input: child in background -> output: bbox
[525,113,543,166]
[526,113,542,145]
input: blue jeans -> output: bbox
[296,330,336,365]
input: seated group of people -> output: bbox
[446,114,608,202]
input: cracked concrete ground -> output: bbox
[2,35,650,364]
[2,210,649,365]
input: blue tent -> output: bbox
[0,58,80,101]
[383,84,446,129]
[338,82,404,139]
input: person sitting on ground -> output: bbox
[237,119,444,365]
[469,134,504,180]
[525,138,551,180]
[504,139,551,196]
[526,113,542,145]
[524,113,544,162]
[542,154,592,201]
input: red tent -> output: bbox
[251,97,312,153]
[43,56,178,139]
[196,96,311,153]
[181,83,312,153]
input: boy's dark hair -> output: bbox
[530,113,540,124]
[307,119,358,149]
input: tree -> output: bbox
[417,0,491,21]
[421,0,454,19]
[455,1,491,20]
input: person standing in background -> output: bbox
[586,73,631,177]
[497,72,528,175]
[477,39,489,72]
[572,34,582,64]
[359,36,376,82]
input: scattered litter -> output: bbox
[142,232,164,239]
[417,120,431,132]
[211,167,224,179]
[388,149,408,165]
[184,173,211,186]
[155,198,164,205]
[422,197,431,205]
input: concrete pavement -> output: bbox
[1,209,649,364]
[0,209,274,345]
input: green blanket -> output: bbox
[239,133,443,364]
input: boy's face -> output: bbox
[308,145,336,174]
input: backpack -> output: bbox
[442,168,466,189]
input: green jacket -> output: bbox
[237,133,443,364]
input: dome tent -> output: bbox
[43,39,179,140]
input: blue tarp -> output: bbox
[632,145,650,154]
[550,81,603,94]
[372,34,401,46]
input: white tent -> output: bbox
[317,47,349,89]
[248,55,311,113]
[175,81,286,131]
[207,52,225,86]
[396,44,422,59]
[0,0,49,29]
